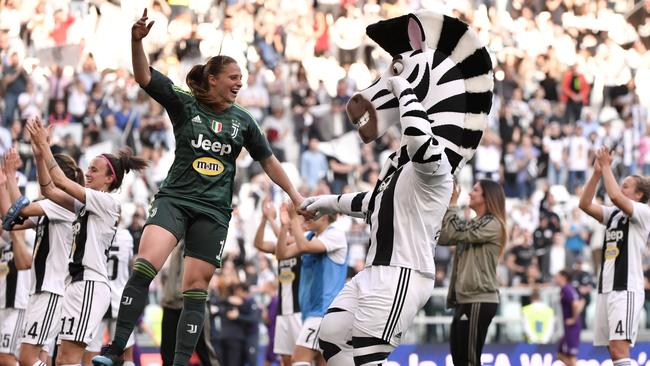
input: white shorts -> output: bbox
[594,290,644,346]
[86,318,135,353]
[0,308,26,356]
[295,317,323,351]
[328,266,434,346]
[59,281,110,346]
[21,292,63,347]
[273,312,302,356]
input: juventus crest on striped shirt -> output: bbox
[347,10,493,173]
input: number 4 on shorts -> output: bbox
[27,322,38,338]
[615,320,624,335]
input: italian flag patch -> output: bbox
[211,120,222,133]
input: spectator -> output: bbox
[300,138,328,191]
[556,269,584,366]
[67,78,89,122]
[237,70,269,122]
[1,50,27,125]
[439,180,507,366]
[48,99,72,125]
[521,290,555,344]
[560,63,590,124]
[17,79,45,121]
[261,99,290,162]
[566,124,589,194]
[507,230,535,286]
[49,8,75,46]
[571,257,593,330]
[218,283,260,366]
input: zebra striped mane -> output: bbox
[366,11,493,173]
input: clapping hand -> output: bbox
[262,198,277,221]
[25,116,51,147]
[4,148,21,175]
[595,146,612,168]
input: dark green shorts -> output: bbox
[145,197,228,267]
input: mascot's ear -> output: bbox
[407,14,427,52]
[366,13,425,56]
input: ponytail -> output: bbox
[54,154,85,186]
[102,147,149,191]
[186,55,237,109]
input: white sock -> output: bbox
[292,362,312,366]
[123,362,135,366]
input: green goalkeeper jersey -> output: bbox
[143,68,272,224]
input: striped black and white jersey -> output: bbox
[277,256,301,315]
[598,201,650,293]
[28,199,75,296]
[68,189,120,284]
[107,228,133,318]
[0,240,31,309]
[342,79,453,278]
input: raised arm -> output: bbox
[3,149,45,218]
[275,203,301,260]
[579,156,604,222]
[287,203,327,254]
[9,230,31,270]
[26,117,81,209]
[597,146,634,217]
[253,200,277,254]
[386,76,448,178]
[131,9,154,87]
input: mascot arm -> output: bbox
[387,77,449,179]
[300,191,369,219]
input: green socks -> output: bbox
[111,258,157,353]
[172,289,208,366]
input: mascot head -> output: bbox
[346,11,493,172]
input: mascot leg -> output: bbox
[319,308,354,366]
[351,329,394,366]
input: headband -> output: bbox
[101,154,117,179]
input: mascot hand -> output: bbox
[299,195,340,219]
[386,76,412,97]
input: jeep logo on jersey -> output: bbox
[193,157,225,176]
[191,134,232,155]
[605,230,624,242]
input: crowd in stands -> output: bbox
[2,0,650,357]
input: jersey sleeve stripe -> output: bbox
[171,85,194,97]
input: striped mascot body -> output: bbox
[300,11,493,365]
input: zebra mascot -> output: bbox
[300,10,493,366]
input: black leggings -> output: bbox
[449,302,498,366]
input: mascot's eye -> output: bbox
[391,61,404,75]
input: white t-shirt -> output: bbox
[28,199,75,295]
[567,135,590,171]
[598,201,650,293]
[319,225,348,265]
[68,189,120,284]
